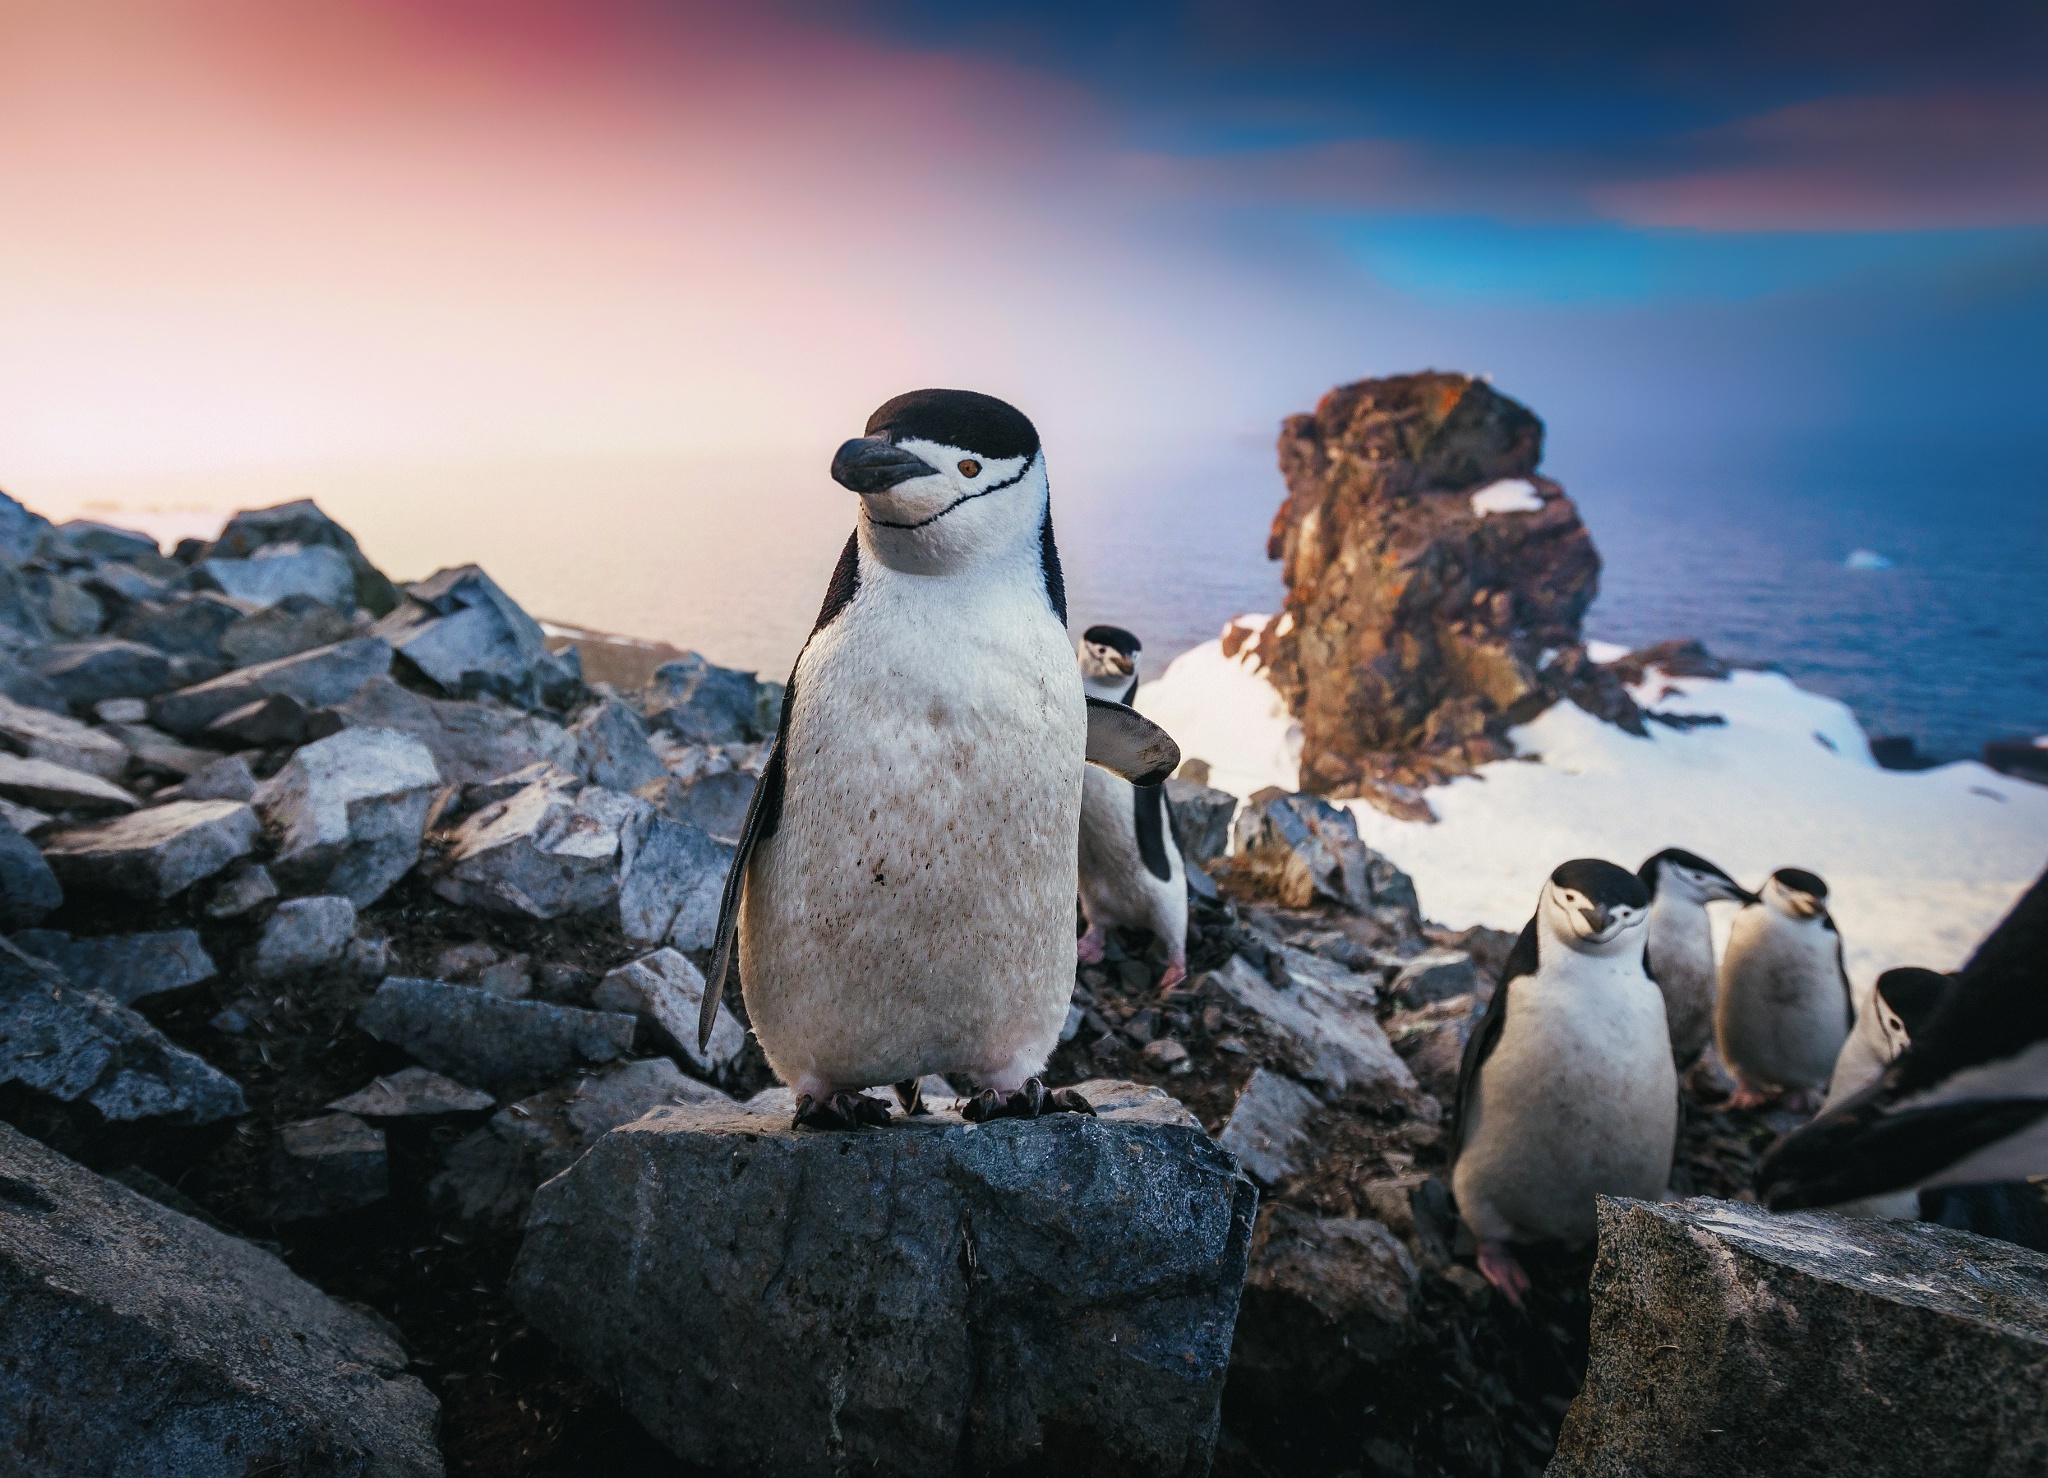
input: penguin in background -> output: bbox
[1453,859,1675,1307]
[1815,965,1951,1219]
[1637,847,1756,1070]
[1761,865,2048,1211]
[1075,625,1189,990]
[1715,868,1853,1111]
[697,390,1180,1129]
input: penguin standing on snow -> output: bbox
[1810,964,1951,1218]
[1638,848,1755,1069]
[1715,868,1853,1111]
[1453,859,1675,1306]
[697,389,1179,1129]
[1074,625,1188,989]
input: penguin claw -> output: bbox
[893,1078,930,1116]
[792,1091,894,1131]
[961,1077,1097,1123]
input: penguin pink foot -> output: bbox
[1157,953,1187,992]
[962,1077,1096,1122]
[1724,1077,1775,1111]
[1076,925,1107,965]
[1477,1240,1530,1309]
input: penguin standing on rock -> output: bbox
[1453,859,1675,1306]
[1715,868,1852,1111]
[1637,847,1755,1070]
[1075,625,1188,989]
[697,390,1180,1130]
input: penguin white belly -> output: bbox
[1455,960,1677,1247]
[1645,900,1716,1068]
[1077,766,1185,944]
[1716,916,1847,1091]
[739,573,1083,1093]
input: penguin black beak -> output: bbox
[832,436,937,494]
[1581,903,1615,934]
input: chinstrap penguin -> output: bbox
[1637,847,1755,1070]
[1813,965,1950,1218]
[697,389,1179,1131]
[1074,625,1189,989]
[1714,867,1852,1111]
[1759,865,2048,1210]
[1453,859,1675,1307]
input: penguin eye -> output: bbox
[958,459,981,478]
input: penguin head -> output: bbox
[1872,965,1949,1056]
[831,389,1046,577]
[1763,867,1830,922]
[1639,847,1757,906]
[1542,858,1651,953]
[1079,624,1142,702]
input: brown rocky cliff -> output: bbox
[1260,371,1634,818]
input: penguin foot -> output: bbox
[1476,1241,1530,1310]
[1780,1086,1824,1115]
[1076,926,1107,966]
[792,1091,893,1131]
[1156,956,1187,993]
[1724,1081,1775,1111]
[893,1078,930,1116]
[961,1077,1097,1123]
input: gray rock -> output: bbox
[148,636,391,736]
[432,1058,730,1224]
[179,752,260,801]
[571,696,666,791]
[1164,777,1236,867]
[511,1079,1255,1478]
[268,1112,389,1221]
[373,565,582,712]
[1225,789,1421,922]
[1216,1066,1325,1186]
[463,760,575,812]
[46,519,159,563]
[475,954,531,998]
[251,896,358,979]
[435,778,650,919]
[1549,1196,2048,1478]
[104,1162,240,1237]
[432,941,501,980]
[0,489,51,564]
[40,799,260,899]
[114,590,249,659]
[0,816,62,929]
[0,751,136,816]
[0,692,129,779]
[12,928,216,1005]
[203,861,279,919]
[1389,948,1478,1007]
[1230,1205,1419,1405]
[1383,993,1478,1102]
[638,651,768,744]
[27,637,173,708]
[255,727,442,906]
[0,1120,441,1475]
[658,768,755,842]
[201,542,357,610]
[93,697,148,723]
[0,652,68,713]
[618,815,730,949]
[0,939,245,1122]
[1359,1173,1457,1271]
[207,499,402,616]
[80,558,174,612]
[593,948,745,1074]
[356,976,637,1093]
[221,591,356,666]
[98,720,217,779]
[1199,952,1415,1103]
[207,691,326,747]
[327,675,580,786]
[0,798,52,837]
[329,1066,494,1118]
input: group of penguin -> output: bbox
[698,386,2048,1301]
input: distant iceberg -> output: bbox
[1845,549,1893,570]
[1469,478,1544,517]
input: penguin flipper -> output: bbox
[1085,697,1180,787]
[701,729,786,1051]
[1452,913,1538,1162]
[1133,783,1173,882]
[1758,1090,2048,1210]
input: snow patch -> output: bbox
[1585,639,1632,664]
[1469,479,1544,517]
[1142,634,2048,1000]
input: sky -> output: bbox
[0,0,2042,624]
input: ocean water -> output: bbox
[25,434,2045,762]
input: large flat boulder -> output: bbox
[357,977,637,1093]
[617,814,729,949]
[0,1120,440,1475]
[0,751,136,816]
[12,928,216,1005]
[27,637,173,708]
[1548,1196,2048,1478]
[510,1080,1257,1478]
[0,691,129,779]
[41,799,259,900]
[148,636,391,737]
[0,939,245,1123]
[255,727,441,906]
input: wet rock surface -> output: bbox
[511,1080,1257,1478]
[1550,1198,2048,1478]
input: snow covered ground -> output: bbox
[1138,619,2048,1000]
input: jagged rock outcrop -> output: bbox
[1548,1197,2048,1477]
[1257,372,1627,816]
